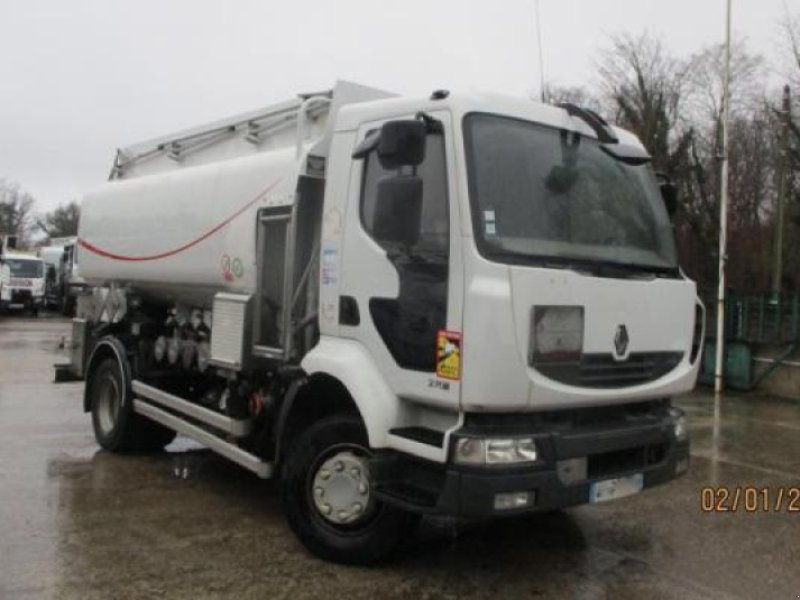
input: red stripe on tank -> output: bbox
[78,178,283,262]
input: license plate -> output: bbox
[590,473,644,503]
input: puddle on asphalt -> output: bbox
[165,437,210,480]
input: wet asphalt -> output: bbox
[0,316,798,599]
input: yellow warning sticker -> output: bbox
[436,330,462,381]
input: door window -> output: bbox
[359,130,450,372]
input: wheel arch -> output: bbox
[276,337,401,466]
[275,373,361,467]
[83,336,132,413]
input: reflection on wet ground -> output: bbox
[1,316,798,599]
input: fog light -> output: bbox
[494,491,533,511]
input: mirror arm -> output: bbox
[415,111,443,134]
[352,130,381,159]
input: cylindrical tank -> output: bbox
[78,147,299,308]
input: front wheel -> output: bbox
[281,416,418,564]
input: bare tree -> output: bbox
[677,40,771,289]
[540,84,601,113]
[775,9,800,289]
[0,179,35,246]
[779,9,800,90]
[685,39,765,128]
[40,201,81,239]
[593,33,776,291]
[595,33,693,176]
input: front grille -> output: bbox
[11,290,32,302]
[461,399,670,435]
[535,352,683,388]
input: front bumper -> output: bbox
[373,401,689,518]
[7,290,43,309]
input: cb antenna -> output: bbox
[535,0,546,103]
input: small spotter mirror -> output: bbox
[352,120,427,167]
[655,173,678,218]
[377,120,426,169]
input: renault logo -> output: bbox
[614,325,629,358]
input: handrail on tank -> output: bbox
[109,92,333,178]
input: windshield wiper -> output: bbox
[558,103,618,143]
[557,103,651,166]
[578,259,679,279]
[484,249,679,279]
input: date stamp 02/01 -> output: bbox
[701,486,800,513]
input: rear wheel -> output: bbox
[90,358,175,453]
[281,416,419,565]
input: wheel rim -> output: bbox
[310,445,376,527]
[96,373,121,435]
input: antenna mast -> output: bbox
[535,0,546,102]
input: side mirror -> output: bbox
[372,176,423,248]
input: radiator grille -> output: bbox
[535,352,683,388]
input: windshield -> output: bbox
[7,258,44,278]
[463,113,678,273]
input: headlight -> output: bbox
[670,408,688,442]
[530,306,583,365]
[454,437,539,466]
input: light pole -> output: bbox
[772,84,791,295]
[714,0,732,395]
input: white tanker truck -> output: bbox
[63,81,703,563]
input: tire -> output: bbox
[89,358,176,453]
[281,416,419,565]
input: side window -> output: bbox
[360,133,449,258]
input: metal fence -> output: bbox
[703,291,800,344]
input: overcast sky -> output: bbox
[0,0,793,212]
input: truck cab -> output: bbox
[69,83,702,564]
[0,252,45,316]
[41,237,86,315]
[306,91,700,518]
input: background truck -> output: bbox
[0,251,45,316]
[40,237,87,315]
[61,80,703,564]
